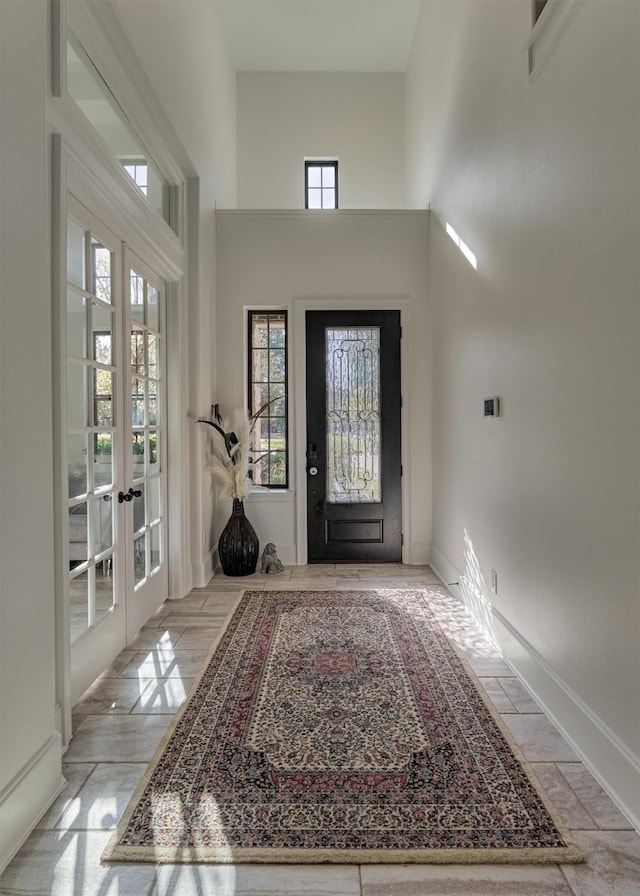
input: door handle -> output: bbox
[118,487,142,504]
[314,500,324,517]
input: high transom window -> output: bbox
[66,41,170,224]
[305,161,338,209]
[248,311,288,488]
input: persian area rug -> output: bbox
[103,589,583,865]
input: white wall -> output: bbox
[406,0,640,825]
[214,211,430,564]
[0,0,64,870]
[113,0,237,210]
[236,73,405,209]
[113,0,238,585]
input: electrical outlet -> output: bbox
[490,569,498,594]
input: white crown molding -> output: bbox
[527,0,584,80]
[216,209,430,218]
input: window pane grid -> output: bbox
[67,217,118,640]
[248,311,288,488]
[305,161,338,209]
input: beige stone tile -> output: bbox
[97,649,137,679]
[289,565,338,577]
[164,592,209,609]
[477,677,518,713]
[56,763,146,831]
[360,863,573,895]
[74,677,151,714]
[153,864,361,896]
[464,658,515,679]
[501,714,579,763]
[126,627,185,650]
[0,829,157,896]
[118,648,208,679]
[557,764,634,830]
[34,763,96,830]
[498,677,542,713]
[531,763,598,831]
[260,580,337,590]
[201,591,243,608]
[131,676,192,713]
[153,612,232,628]
[173,627,222,650]
[561,830,640,895]
[63,714,170,763]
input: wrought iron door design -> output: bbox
[306,310,402,562]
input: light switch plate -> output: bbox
[484,397,500,417]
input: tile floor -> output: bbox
[1,565,638,896]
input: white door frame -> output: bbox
[53,136,189,744]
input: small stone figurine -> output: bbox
[260,542,284,574]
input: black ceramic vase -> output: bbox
[218,498,259,576]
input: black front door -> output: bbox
[306,310,402,562]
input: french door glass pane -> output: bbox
[67,214,117,643]
[325,326,381,504]
[95,572,114,626]
[67,290,87,358]
[91,239,112,303]
[94,369,113,427]
[70,571,89,641]
[92,303,114,364]
[68,503,88,565]
[94,433,114,488]
[93,495,113,553]
[134,535,146,586]
[68,433,88,497]
[150,525,161,573]
[148,477,161,523]
[67,362,88,427]
[130,272,144,321]
[129,266,164,591]
[147,285,159,330]
[131,329,145,374]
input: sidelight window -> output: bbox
[248,311,288,488]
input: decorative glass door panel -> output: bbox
[306,310,402,563]
[326,327,381,504]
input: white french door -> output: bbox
[65,198,169,702]
[123,249,168,641]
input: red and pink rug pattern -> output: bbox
[103,589,582,864]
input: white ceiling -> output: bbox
[216,0,423,72]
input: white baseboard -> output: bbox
[0,733,64,874]
[430,547,640,833]
[430,545,462,593]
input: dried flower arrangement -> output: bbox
[197,402,273,501]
